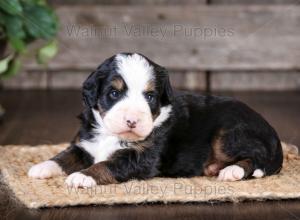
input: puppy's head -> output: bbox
[83,53,173,141]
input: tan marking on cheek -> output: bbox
[111,78,125,91]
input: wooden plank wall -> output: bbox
[3,0,300,91]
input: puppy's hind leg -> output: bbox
[217,158,268,181]
[217,159,256,181]
[208,128,282,182]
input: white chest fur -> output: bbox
[79,134,123,164]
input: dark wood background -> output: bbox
[3,0,300,91]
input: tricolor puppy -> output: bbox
[28,53,283,188]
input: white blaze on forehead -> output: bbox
[100,53,155,139]
[115,53,154,93]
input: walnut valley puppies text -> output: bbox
[66,24,234,40]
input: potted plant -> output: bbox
[0,0,59,120]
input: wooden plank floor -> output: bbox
[0,90,299,220]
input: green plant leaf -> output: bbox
[0,0,59,78]
[25,0,47,5]
[0,0,22,15]
[37,40,58,64]
[1,13,26,52]
[2,14,25,39]
[1,57,21,78]
[8,37,25,53]
[23,3,58,40]
[0,54,13,74]
[0,11,5,25]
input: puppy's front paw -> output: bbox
[65,172,97,188]
[217,165,245,181]
[28,160,63,179]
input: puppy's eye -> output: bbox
[145,93,155,103]
[109,90,120,99]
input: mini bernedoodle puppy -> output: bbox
[28,53,283,188]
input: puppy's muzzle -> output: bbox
[103,108,153,141]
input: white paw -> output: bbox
[217,165,245,181]
[65,172,97,188]
[28,160,63,179]
[252,169,264,178]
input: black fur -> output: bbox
[159,92,283,177]
[51,53,283,184]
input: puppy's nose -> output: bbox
[126,119,137,129]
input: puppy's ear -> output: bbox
[82,70,105,109]
[158,67,173,106]
[82,55,115,108]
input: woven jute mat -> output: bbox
[0,143,299,208]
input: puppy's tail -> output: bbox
[281,141,299,156]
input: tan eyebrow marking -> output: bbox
[145,80,155,92]
[111,78,125,91]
